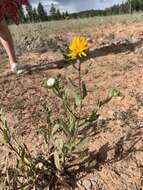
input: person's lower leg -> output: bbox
[0,19,17,66]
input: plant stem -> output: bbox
[56,88,78,119]
[77,59,82,97]
[75,59,83,136]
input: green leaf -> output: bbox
[75,138,88,151]
[52,124,60,136]
[2,118,11,144]
[63,146,69,156]
[69,115,76,135]
[19,146,25,163]
[108,88,121,99]
[54,150,61,171]
[3,129,10,144]
[88,110,98,123]
[68,77,77,88]
[59,119,71,136]
[67,138,88,153]
[27,168,34,177]
[80,120,90,130]
[82,82,87,99]
[63,87,68,101]
[73,91,81,106]
[23,143,32,159]
[96,99,102,109]
[55,138,64,151]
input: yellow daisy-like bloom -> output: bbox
[68,36,88,59]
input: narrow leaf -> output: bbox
[59,119,71,136]
[108,88,121,99]
[82,82,87,99]
[73,91,81,106]
[54,150,61,171]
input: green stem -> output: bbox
[55,87,78,120]
[74,59,83,136]
[77,59,82,97]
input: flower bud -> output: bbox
[47,78,56,88]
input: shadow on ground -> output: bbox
[67,129,142,188]
[0,38,143,79]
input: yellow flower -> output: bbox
[68,36,88,59]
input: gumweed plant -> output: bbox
[45,36,91,172]
[43,36,120,183]
[0,36,120,189]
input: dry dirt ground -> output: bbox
[0,21,143,189]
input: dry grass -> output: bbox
[10,13,143,41]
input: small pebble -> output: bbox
[82,179,92,190]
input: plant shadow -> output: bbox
[30,37,143,72]
[0,38,143,79]
[66,128,142,189]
